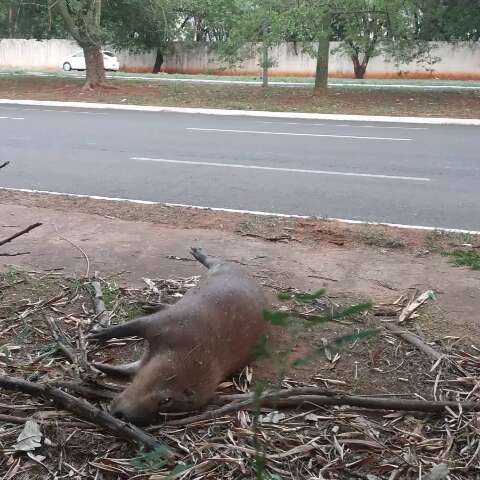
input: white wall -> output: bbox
[0,38,79,70]
[1,38,479,79]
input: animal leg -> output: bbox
[88,314,159,342]
[142,302,170,313]
[190,247,221,269]
[93,359,142,379]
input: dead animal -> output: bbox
[89,247,268,426]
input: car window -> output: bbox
[73,52,84,58]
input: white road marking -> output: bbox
[0,116,24,120]
[131,156,429,182]
[7,107,107,115]
[259,121,428,131]
[1,99,479,126]
[186,127,412,142]
[0,186,478,235]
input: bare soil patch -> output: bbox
[1,76,480,118]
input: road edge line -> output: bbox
[1,186,479,235]
[1,98,480,125]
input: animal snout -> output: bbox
[111,407,126,421]
[110,397,152,426]
[111,404,149,426]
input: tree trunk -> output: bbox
[352,55,367,79]
[313,13,331,97]
[153,48,164,74]
[83,46,106,90]
[313,35,330,96]
[262,42,269,87]
[8,4,17,38]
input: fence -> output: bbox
[1,38,479,79]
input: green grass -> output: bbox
[424,230,475,254]
[2,68,480,91]
[443,249,480,270]
[357,231,406,249]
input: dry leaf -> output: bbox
[14,420,42,452]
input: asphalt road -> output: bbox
[0,104,479,230]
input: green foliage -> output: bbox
[103,0,176,54]
[277,289,326,302]
[263,310,290,326]
[254,334,271,359]
[416,0,480,42]
[130,447,188,475]
[292,328,379,366]
[304,302,372,325]
[0,1,67,39]
[331,0,437,78]
[425,229,473,248]
[262,287,375,368]
[443,249,480,270]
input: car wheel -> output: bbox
[63,62,72,72]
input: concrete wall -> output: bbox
[0,38,79,70]
[1,38,479,79]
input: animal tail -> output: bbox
[190,247,221,269]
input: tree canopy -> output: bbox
[0,0,477,89]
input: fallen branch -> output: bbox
[0,161,10,170]
[0,222,42,248]
[53,381,118,401]
[166,387,478,426]
[44,316,78,365]
[399,290,435,323]
[91,274,111,328]
[0,252,30,257]
[0,413,96,429]
[0,374,171,455]
[384,323,444,362]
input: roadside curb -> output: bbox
[1,98,480,125]
[2,187,480,235]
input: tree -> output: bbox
[48,0,106,89]
[331,0,435,79]
[217,0,333,94]
[0,1,66,39]
[103,0,177,74]
[416,0,480,42]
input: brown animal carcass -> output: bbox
[90,247,268,426]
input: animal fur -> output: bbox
[89,247,268,426]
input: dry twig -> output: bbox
[0,374,172,455]
[167,387,478,426]
[0,222,42,247]
[90,273,111,327]
[384,323,444,362]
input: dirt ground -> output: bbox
[1,194,479,381]
[1,76,480,118]
[1,194,480,479]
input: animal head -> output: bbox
[109,356,199,426]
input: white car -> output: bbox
[62,51,120,72]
